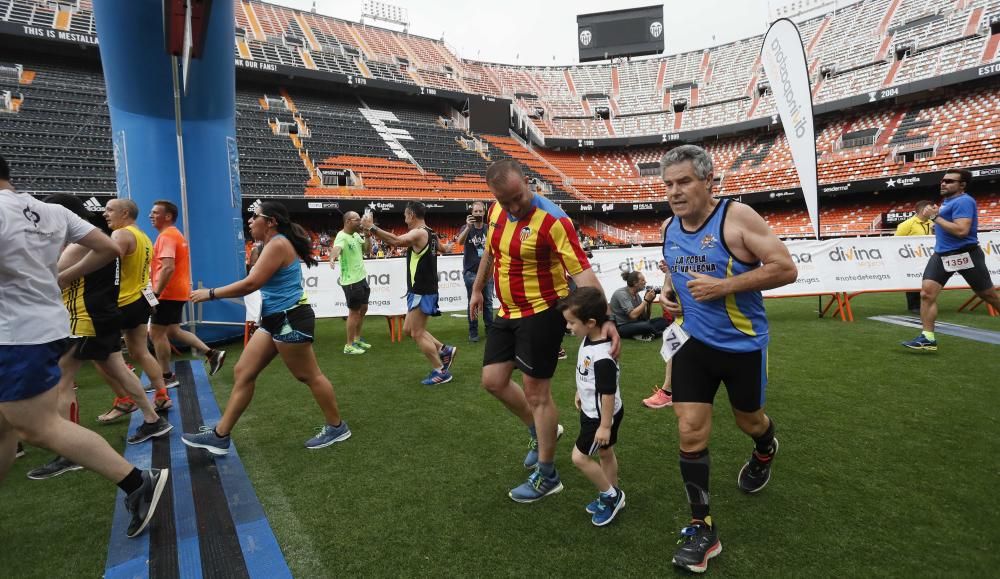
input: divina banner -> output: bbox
[240,233,1000,320]
[761,18,819,239]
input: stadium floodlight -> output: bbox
[361,0,410,32]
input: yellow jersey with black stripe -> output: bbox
[63,257,121,337]
[663,199,768,352]
[118,224,152,307]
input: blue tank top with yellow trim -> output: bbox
[662,199,768,352]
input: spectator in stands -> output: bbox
[182,201,351,453]
[456,201,493,342]
[329,211,372,355]
[659,145,796,573]
[610,271,668,341]
[103,199,173,416]
[902,169,1000,351]
[362,202,457,385]
[470,159,618,504]
[0,157,168,538]
[895,200,935,313]
[148,200,227,386]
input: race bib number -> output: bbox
[660,322,689,362]
[141,286,160,307]
[942,252,973,272]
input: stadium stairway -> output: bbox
[103,361,292,579]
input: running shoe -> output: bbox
[509,468,563,503]
[181,426,231,455]
[738,438,779,493]
[672,518,722,573]
[421,369,453,385]
[523,424,564,469]
[591,489,626,526]
[125,468,170,538]
[206,349,227,375]
[642,388,673,409]
[902,334,937,351]
[439,345,457,371]
[343,344,366,355]
[304,421,352,450]
[162,373,180,389]
[127,417,173,445]
[26,456,83,480]
[353,339,372,351]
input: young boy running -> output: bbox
[560,287,625,526]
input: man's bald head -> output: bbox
[343,211,362,234]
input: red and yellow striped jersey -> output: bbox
[487,194,590,319]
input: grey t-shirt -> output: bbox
[610,286,647,326]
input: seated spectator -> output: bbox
[610,271,668,341]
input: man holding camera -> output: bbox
[456,201,493,342]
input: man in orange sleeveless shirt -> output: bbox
[148,200,226,386]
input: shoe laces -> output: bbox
[527,437,538,451]
[677,523,706,544]
[528,469,543,489]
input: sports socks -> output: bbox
[117,468,143,495]
[679,448,711,521]
[753,417,776,456]
[922,330,936,341]
[537,461,555,477]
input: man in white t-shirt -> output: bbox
[0,155,169,538]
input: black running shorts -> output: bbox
[342,279,371,310]
[671,337,768,413]
[260,303,316,343]
[483,306,566,379]
[575,408,624,455]
[118,298,152,330]
[70,330,122,361]
[151,299,185,326]
[922,244,994,292]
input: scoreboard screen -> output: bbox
[577,5,665,62]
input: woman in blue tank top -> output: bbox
[181,201,351,454]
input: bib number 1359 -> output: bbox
[942,252,972,272]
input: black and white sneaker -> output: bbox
[672,518,722,573]
[738,437,778,494]
[206,349,227,376]
[15,442,25,458]
[163,373,180,389]
[127,417,173,445]
[125,468,169,538]
[26,456,83,480]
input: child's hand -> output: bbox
[595,425,610,447]
[574,393,582,411]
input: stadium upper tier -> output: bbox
[4,0,995,139]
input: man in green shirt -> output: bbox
[330,211,371,354]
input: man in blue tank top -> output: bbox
[658,145,798,573]
[901,168,1000,351]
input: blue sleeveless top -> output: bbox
[260,235,306,315]
[663,199,768,352]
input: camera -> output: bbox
[644,286,662,294]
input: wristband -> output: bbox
[368,225,378,234]
[209,288,216,300]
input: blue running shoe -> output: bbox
[591,489,626,526]
[523,423,565,469]
[509,468,563,503]
[902,334,937,351]
[439,345,457,371]
[586,496,601,514]
[181,426,231,456]
[305,421,352,450]
[421,369,453,385]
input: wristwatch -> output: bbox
[368,225,378,234]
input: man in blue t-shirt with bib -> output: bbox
[902,168,1000,351]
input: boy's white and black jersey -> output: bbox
[575,337,622,419]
